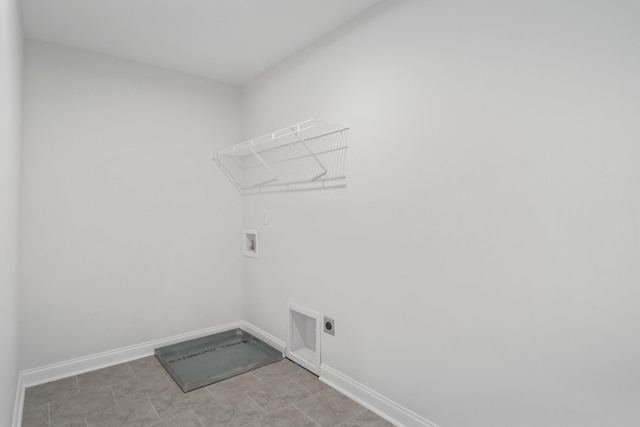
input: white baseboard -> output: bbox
[15,320,280,391]
[320,364,438,427]
[240,321,286,354]
[19,321,243,388]
[13,322,433,427]
[13,321,244,427]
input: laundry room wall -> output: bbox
[20,41,244,369]
[0,0,22,423]
[241,0,640,426]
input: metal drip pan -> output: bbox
[155,328,282,392]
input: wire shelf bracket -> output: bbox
[212,119,349,195]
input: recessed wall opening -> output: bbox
[287,303,321,375]
[243,229,259,258]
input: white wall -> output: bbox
[0,0,22,423]
[241,1,640,426]
[21,41,244,369]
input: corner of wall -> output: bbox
[1,0,24,425]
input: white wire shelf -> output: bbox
[213,119,349,194]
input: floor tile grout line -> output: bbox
[242,390,269,417]
[242,383,265,409]
[354,408,368,418]
[267,400,309,417]
[126,362,137,379]
[292,402,324,427]
[147,397,163,423]
[296,385,331,406]
[110,385,119,407]
[251,372,285,387]
[295,390,368,427]
[289,403,323,427]
[244,375,323,424]
[289,375,315,395]
[127,362,138,378]
[241,376,307,416]
[204,385,218,402]
[191,409,207,427]
[160,369,179,389]
[47,402,51,427]
[338,408,368,426]
[75,376,81,395]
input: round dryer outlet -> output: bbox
[324,316,335,336]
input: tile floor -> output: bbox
[22,357,395,427]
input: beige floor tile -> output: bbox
[149,387,214,420]
[128,356,165,377]
[295,388,365,427]
[21,402,50,427]
[245,376,310,413]
[206,372,261,400]
[251,359,299,382]
[49,390,116,426]
[193,393,266,427]
[287,368,328,394]
[151,411,204,427]
[86,399,160,427]
[244,405,319,427]
[112,371,174,405]
[56,419,88,427]
[352,409,395,426]
[77,363,135,394]
[25,377,79,407]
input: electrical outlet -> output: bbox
[324,316,335,336]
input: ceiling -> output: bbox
[21,0,383,85]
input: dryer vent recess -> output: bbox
[324,316,335,336]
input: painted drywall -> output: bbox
[0,0,22,423]
[241,0,640,426]
[20,41,244,369]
